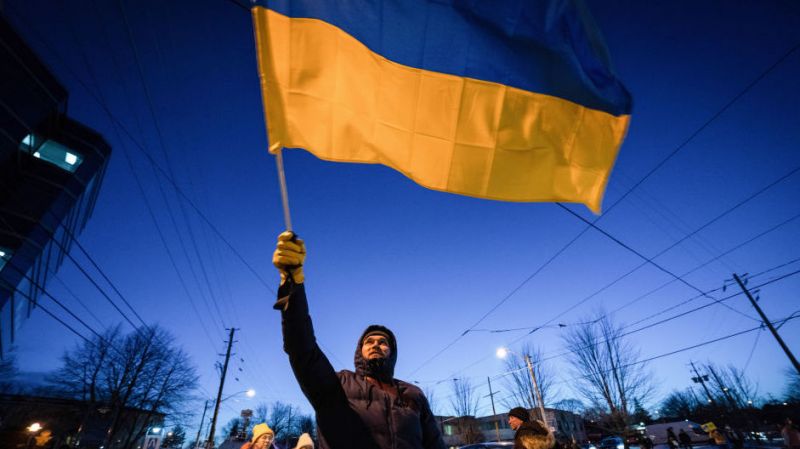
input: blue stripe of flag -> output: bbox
[257,0,632,116]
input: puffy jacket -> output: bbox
[278,282,445,449]
[513,420,554,449]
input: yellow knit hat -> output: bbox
[251,423,274,443]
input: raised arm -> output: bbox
[272,232,345,407]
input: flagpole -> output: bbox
[272,143,293,232]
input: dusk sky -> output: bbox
[4,0,800,437]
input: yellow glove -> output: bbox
[272,231,306,284]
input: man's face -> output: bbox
[361,334,391,360]
[509,416,524,431]
[253,434,272,449]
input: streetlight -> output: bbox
[26,423,42,449]
[204,389,256,448]
[221,388,256,402]
[496,347,547,425]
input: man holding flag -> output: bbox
[259,0,631,447]
[272,232,445,449]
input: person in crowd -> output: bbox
[272,231,445,449]
[783,419,800,449]
[709,428,728,449]
[507,406,555,449]
[241,424,274,449]
[640,434,654,449]
[667,427,680,449]
[293,433,314,449]
[678,428,693,449]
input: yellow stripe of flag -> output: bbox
[253,7,629,213]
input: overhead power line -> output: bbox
[417,258,800,386]
[407,42,800,377]
[453,312,800,391]
[558,202,758,321]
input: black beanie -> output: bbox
[509,407,530,422]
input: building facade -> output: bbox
[0,14,111,355]
[438,408,587,447]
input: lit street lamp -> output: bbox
[26,423,43,449]
[496,347,547,425]
[221,388,256,402]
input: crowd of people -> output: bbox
[237,423,313,449]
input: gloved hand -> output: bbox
[272,231,306,284]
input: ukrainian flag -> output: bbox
[252,0,631,213]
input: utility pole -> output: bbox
[733,273,800,375]
[689,361,716,405]
[194,400,209,448]
[207,328,237,449]
[524,354,547,426]
[486,377,501,442]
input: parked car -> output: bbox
[599,436,625,449]
[458,442,515,449]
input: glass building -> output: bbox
[0,15,111,355]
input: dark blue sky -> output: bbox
[5,0,800,433]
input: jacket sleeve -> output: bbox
[278,281,346,408]
[419,392,446,449]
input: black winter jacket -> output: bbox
[278,282,445,449]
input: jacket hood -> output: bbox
[516,419,555,449]
[354,324,397,382]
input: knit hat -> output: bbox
[354,325,398,382]
[362,329,392,343]
[293,433,314,449]
[251,423,274,443]
[509,407,530,422]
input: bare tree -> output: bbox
[423,386,439,416]
[562,312,653,437]
[268,401,301,442]
[47,325,199,449]
[254,403,270,423]
[297,414,316,438]
[449,378,480,417]
[162,425,186,448]
[702,362,758,409]
[448,378,483,445]
[786,368,800,402]
[661,389,699,419]
[221,417,245,441]
[499,343,555,413]
[551,398,585,415]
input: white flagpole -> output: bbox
[272,143,293,232]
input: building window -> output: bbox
[19,134,83,173]
[0,247,11,272]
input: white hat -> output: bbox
[293,433,314,449]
